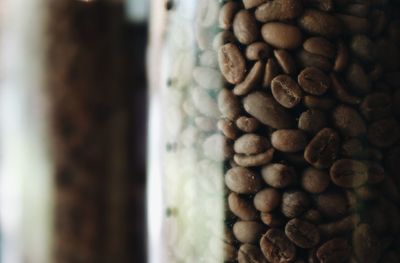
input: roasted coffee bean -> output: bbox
[297,50,333,72]
[350,35,375,61]
[261,163,297,188]
[298,67,330,95]
[341,138,364,158]
[315,191,348,218]
[233,10,259,45]
[285,219,320,248]
[301,167,330,194]
[271,75,303,108]
[303,37,336,59]
[336,14,369,34]
[302,209,322,223]
[219,1,241,30]
[298,9,343,38]
[203,134,233,161]
[245,42,271,61]
[360,93,392,121]
[261,22,303,49]
[316,238,351,263]
[234,61,265,96]
[303,95,336,110]
[334,40,349,72]
[260,229,297,263]
[254,188,281,212]
[224,243,238,262]
[234,133,270,155]
[343,4,369,17]
[228,192,258,221]
[218,119,239,140]
[346,63,372,95]
[298,109,327,134]
[318,214,360,238]
[238,244,268,263]
[261,212,287,227]
[274,49,297,75]
[243,91,294,129]
[255,0,303,23]
[225,167,262,194]
[234,148,275,167]
[218,43,247,84]
[330,159,368,188]
[271,129,308,153]
[330,73,361,105]
[263,57,280,88]
[218,88,241,121]
[233,221,267,244]
[368,118,400,148]
[236,116,260,133]
[304,128,340,169]
[332,105,366,137]
[281,190,310,218]
[352,224,381,263]
[243,0,267,9]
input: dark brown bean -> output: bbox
[234,61,265,96]
[303,37,336,59]
[261,212,286,227]
[315,191,348,218]
[254,188,281,212]
[263,57,280,88]
[218,43,247,84]
[341,138,364,158]
[353,224,381,263]
[360,93,392,121]
[234,148,275,167]
[218,119,239,140]
[225,167,262,194]
[255,0,303,23]
[243,0,267,9]
[245,42,271,61]
[332,105,367,137]
[228,192,258,221]
[301,167,330,194]
[330,159,369,188]
[330,73,361,105]
[233,221,267,244]
[368,118,400,148]
[243,91,295,129]
[285,219,320,248]
[303,95,336,110]
[262,23,303,49]
[334,40,349,72]
[219,1,241,30]
[260,229,297,263]
[298,109,327,134]
[281,190,310,218]
[224,243,238,262]
[238,244,268,263]
[298,9,343,38]
[271,75,303,108]
[336,14,369,34]
[233,10,259,45]
[271,129,308,153]
[274,49,297,75]
[350,35,375,61]
[298,67,330,95]
[234,133,270,155]
[318,214,360,238]
[218,88,241,121]
[297,50,333,72]
[236,116,260,133]
[316,238,351,263]
[261,163,297,188]
[304,128,340,169]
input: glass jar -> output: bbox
[148,0,400,262]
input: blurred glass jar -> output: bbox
[148,0,400,262]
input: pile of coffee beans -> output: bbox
[179,0,400,262]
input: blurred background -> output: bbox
[0,0,150,262]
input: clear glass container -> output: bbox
[148,0,400,262]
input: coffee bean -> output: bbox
[330,159,369,188]
[233,10,259,45]
[255,0,303,23]
[218,43,247,84]
[246,42,271,61]
[330,73,361,105]
[282,190,310,218]
[343,4,369,17]
[336,14,369,34]
[238,244,268,263]
[302,209,322,223]
[346,63,372,95]
[298,67,331,95]
[360,93,392,121]
[228,192,259,221]
[243,91,294,129]
[297,50,333,72]
[355,185,379,200]
[315,191,348,218]
[261,212,286,227]
[243,0,267,9]
[303,95,336,110]
[260,229,297,263]
[233,221,267,244]
[274,49,297,75]
[219,1,241,30]
[234,148,275,167]
[332,105,367,138]
[341,138,364,158]
[305,0,333,12]
[368,118,400,148]
[271,129,308,153]
[225,167,263,194]
[285,219,320,248]
[218,88,241,121]
[254,188,281,212]
[298,9,343,37]
[224,243,238,262]
[298,109,327,134]
[350,35,375,61]
[236,116,260,133]
[301,167,330,194]
[304,128,340,169]
[263,57,280,88]
[316,238,351,263]
[352,224,381,263]
[234,133,270,155]
[261,22,303,49]
[334,40,349,72]
[303,37,336,59]
[318,214,360,238]
[234,61,265,96]
[271,75,303,108]
[203,134,233,161]
[261,163,297,188]
[218,119,239,140]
